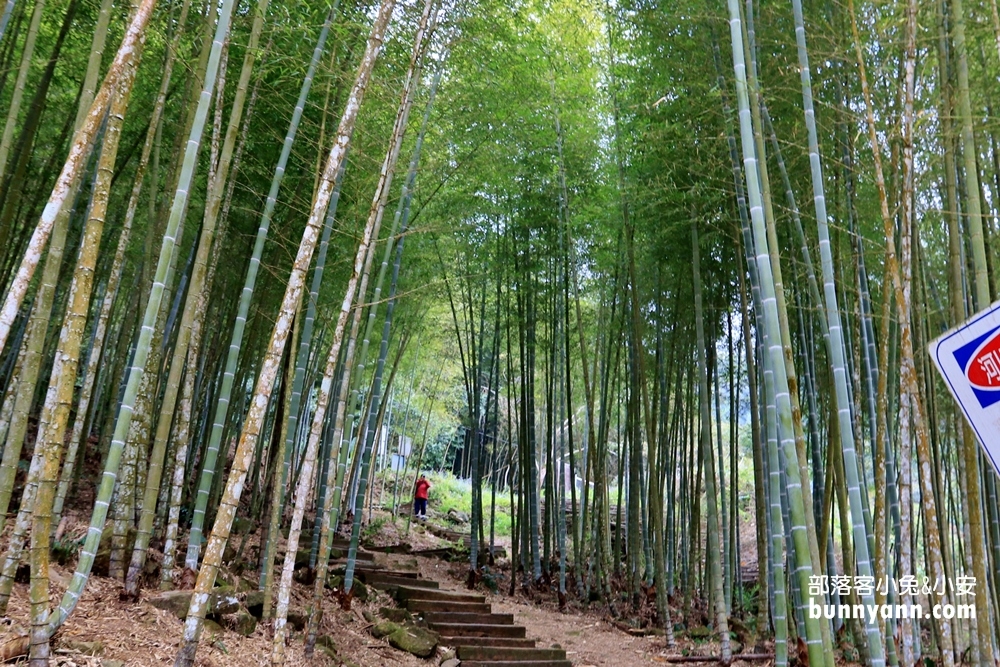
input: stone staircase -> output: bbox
[395,585,572,667]
[327,539,569,665]
[327,537,439,594]
[421,524,508,560]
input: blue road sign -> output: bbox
[931,302,1000,477]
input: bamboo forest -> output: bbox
[5,0,1000,664]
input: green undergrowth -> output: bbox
[375,470,513,537]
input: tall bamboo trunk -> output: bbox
[692,224,731,664]
[172,3,395,663]
[724,0,829,662]
[949,0,996,659]
[28,39,143,662]
[0,0,160,358]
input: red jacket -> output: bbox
[415,478,430,500]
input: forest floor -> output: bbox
[0,507,764,666]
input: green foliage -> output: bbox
[50,535,83,567]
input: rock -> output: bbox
[287,610,308,631]
[362,610,377,623]
[440,659,460,667]
[438,648,456,661]
[245,590,266,618]
[294,549,312,569]
[147,588,239,619]
[388,626,439,658]
[147,590,195,618]
[446,509,468,524]
[202,619,225,639]
[379,607,412,623]
[689,625,712,639]
[211,587,240,615]
[101,661,125,667]
[60,640,104,655]
[230,609,257,637]
[371,621,401,639]
[351,579,369,602]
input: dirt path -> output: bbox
[409,554,674,666]
[0,519,746,667]
[487,596,670,666]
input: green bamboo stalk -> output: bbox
[173,3,395,662]
[128,0,269,594]
[0,0,158,358]
[109,1,225,581]
[0,0,88,532]
[260,157,346,605]
[724,0,828,662]
[741,8,829,651]
[43,0,230,633]
[692,223,730,663]
[273,37,347,544]
[317,1,435,564]
[0,0,15,44]
[342,181,411,600]
[949,0,995,658]
[0,0,45,184]
[181,0,340,570]
[29,44,141,663]
[788,0,884,661]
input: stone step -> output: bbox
[460,661,572,667]
[331,564,420,578]
[409,547,458,559]
[364,543,412,554]
[427,623,526,638]
[329,549,375,561]
[395,586,486,604]
[439,636,536,648]
[423,611,514,625]
[362,573,439,590]
[406,600,491,614]
[458,646,568,662]
[482,546,508,559]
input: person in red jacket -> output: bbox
[413,474,431,521]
